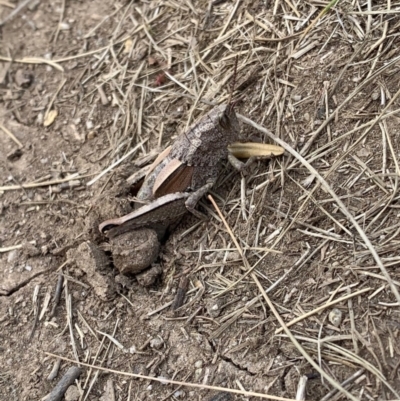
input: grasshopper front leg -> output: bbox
[185,182,215,220]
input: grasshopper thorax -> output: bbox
[169,103,241,167]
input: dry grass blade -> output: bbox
[228,142,284,158]
[0,55,64,71]
[0,124,23,148]
[0,173,86,191]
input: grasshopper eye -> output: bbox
[219,110,231,130]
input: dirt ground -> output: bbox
[1,1,400,400]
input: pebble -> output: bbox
[15,69,33,88]
[7,250,18,263]
[37,113,43,124]
[329,308,343,327]
[206,298,223,318]
[371,91,379,101]
[65,385,80,401]
[59,22,70,30]
[194,360,203,369]
[150,337,163,350]
[194,368,202,381]
[87,131,96,140]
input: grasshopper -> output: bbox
[99,65,283,276]
[98,102,247,274]
[99,101,254,232]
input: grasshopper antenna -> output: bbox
[227,55,239,111]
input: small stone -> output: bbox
[329,308,343,327]
[7,250,18,263]
[150,337,163,350]
[25,265,32,271]
[292,94,302,101]
[15,69,33,88]
[59,22,70,30]
[371,92,379,101]
[148,56,158,66]
[37,113,43,124]
[194,368,202,381]
[303,112,310,122]
[206,298,223,318]
[65,385,80,401]
[356,147,370,157]
[87,131,96,140]
[194,360,203,369]
[86,120,94,130]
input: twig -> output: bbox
[44,366,82,401]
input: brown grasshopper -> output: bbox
[98,102,249,274]
[99,64,282,277]
[99,103,243,230]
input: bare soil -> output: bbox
[1,1,400,400]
